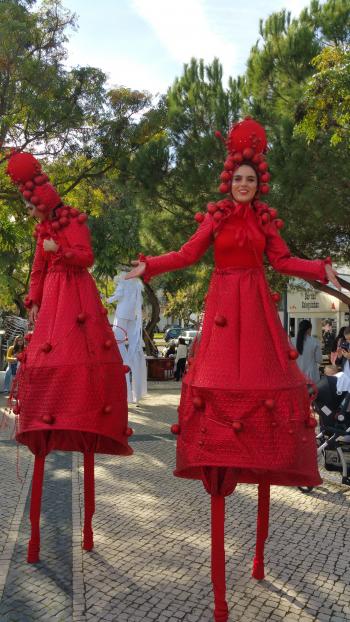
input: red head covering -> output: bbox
[6,152,62,216]
[216,117,271,197]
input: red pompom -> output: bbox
[213,211,222,221]
[261,172,271,183]
[77,312,87,324]
[232,421,243,432]
[219,183,230,193]
[34,175,47,186]
[70,208,79,217]
[220,171,232,182]
[125,427,134,437]
[64,252,73,260]
[41,342,52,353]
[269,208,277,219]
[232,152,243,164]
[30,195,40,206]
[215,314,227,327]
[42,414,55,425]
[261,212,269,224]
[258,161,269,172]
[207,202,217,214]
[59,217,68,227]
[36,204,46,213]
[272,292,281,303]
[171,423,180,435]
[227,119,267,155]
[264,399,275,410]
[288,349,299,360]
[6,152,42,184]
[51,221,60,231]
[104,339,113,349]
[103,405,112,414]
[242,147,254,160]
[252,153,263,164]
[194,212,204,223]
[77,213,88,224]
[123,364,130,374]
[193,396,205,409]
[223,157,235,170]
[260,184,270,194]
[22,190,32,201]
[275,219,284,229]
[25,181,35,190]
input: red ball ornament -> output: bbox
[305,418,317,429]
[22,190,32,201]
[252,153,262,164]
[70,208,79,217]
[59,216,68,227]
[213,211,222,221]
[264,399,275,410]
[288,349,299,360]
[51,221,60,231]
[258,161,269,172]
[77,213,87,224]
[171,424,180,435]
[275,219,284,229]
[219,183,230,194]
[269,208,277,219]
[207,202,217,214]
[260,184,270,194]
[272,292,281,303]
[194,212,205,223]
[25,181,35,190]
[34,175,47,186]
[232,421,243,432]
[41,342,52,353]
[36,204,46,213]
[125,427,134,437]
[261,172,271,183]
[232,152,243,164]
[242,147,254,160]
[193,396,205,410]
[123,364,130,374]
[103,405,112,414]
[64,251,73,259]
[261,212,269,224]
[215,314,227,327]
[42,414,55,425]
[77,312,87,324]
[104,339,113,349]
[220,171,231,182]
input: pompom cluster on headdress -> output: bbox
[215,116,270,196]
[6,151,62,216]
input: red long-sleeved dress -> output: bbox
[15,215,132,458]
[142,202,328,492]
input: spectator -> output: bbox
[295,319,322,383]
[175,337,187,381]
[1,335,25,394]
[165,340,176,358]
[330,326,346,364]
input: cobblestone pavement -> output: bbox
[1,384,350,622]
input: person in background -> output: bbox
[330,326,346,364]
[165,340,176,358]
[295,319,322,383]
[174,337,187,381]
[1,335,25,394]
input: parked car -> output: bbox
[179,329,199,345]
[164,326,183,342]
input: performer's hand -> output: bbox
[43,238,58,253]
[125,260,146,280]
[325,264,341,290]
[29,304,39,324]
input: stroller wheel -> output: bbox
[298,486,314,494]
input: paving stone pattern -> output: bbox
[1,385,350,622]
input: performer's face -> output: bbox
[24,200,45,221]
[231,165,257,203]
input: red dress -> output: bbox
[15,215,132,458]
[142,203,328,491]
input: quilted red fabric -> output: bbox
[143,202,328,491]
[14,215,132,458]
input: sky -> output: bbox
[64,0,311,95]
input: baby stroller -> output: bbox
[298,375,350,493]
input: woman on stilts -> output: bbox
[126,118,340,621]
[5,151,133,563]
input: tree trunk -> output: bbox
[143,283,160,356]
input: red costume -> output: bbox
[6,151,132,563]
[140,119,328,621]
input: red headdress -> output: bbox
[216,116,270,197]
[6,151,62,216]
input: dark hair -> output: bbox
[331,326,347,352]
[178,337,186,345]
[296,319,312,355]
[233,162,258,182]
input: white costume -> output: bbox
[108,273,147,403]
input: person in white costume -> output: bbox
[108,272,147,404]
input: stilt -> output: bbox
[27,455,46,563]
[211,495,228,622]
[83,452,95,551]
[252,481,270,580]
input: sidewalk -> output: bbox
[0,383,350,622]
